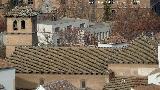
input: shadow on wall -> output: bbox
[15,76,38,90]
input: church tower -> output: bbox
[5,6,38,57]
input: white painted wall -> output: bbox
[0,68,15,90]
[37,18,90,46]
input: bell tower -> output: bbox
[5,6,38,57]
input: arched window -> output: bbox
[13,20,18,30]
[21,20,25,29]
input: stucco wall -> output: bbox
[16,74,108,90]
[108,64,158,76]
[0,68,15,90]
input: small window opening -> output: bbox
[21,20,25,29]
[13,20,18,30]
[55,27,60,32]
[80,79,86,88]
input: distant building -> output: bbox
[37,18,90,46]
[37,18,111,46]
[0,59,15,90]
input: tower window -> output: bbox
[13,20,18,30]
[21,20,25,29]
[28,0,33,4]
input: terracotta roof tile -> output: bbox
[5,6,38,17]
[103,76,148,90]
[5,36,158,74]
[43,80,78,90]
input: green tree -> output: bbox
[103,0,111,21]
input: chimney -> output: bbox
[158,44,160,68]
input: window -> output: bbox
[13,20,18,30]
[28,0,33,4]
[111,9,116,16]
[21,20,25,29]
[67,25,72,29]
[57,39,60,45]
[89,0,95,4]
[80,23,85,28]
[55,27,60,32]
[133,0,140,5]
[108,0,114,4]
[80,80,86,88]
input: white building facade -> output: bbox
[37,18,90,46]
[37,18,111,46]
[0,68,15,90]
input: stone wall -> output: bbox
[16,74,109,90]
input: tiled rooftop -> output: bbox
[5,6,38,17]
[103,76,148,90]
[43,80,78,90]
[149,68,160,75]
[5,36,158,74]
